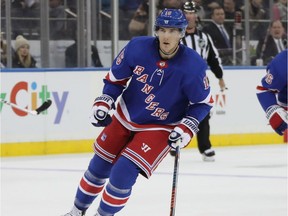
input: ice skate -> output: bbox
[62,206,85,216]
[202,149,215,162]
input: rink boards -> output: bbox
[0,67,284,156]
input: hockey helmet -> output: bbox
[182,1,198,13]
[154,8,188,37]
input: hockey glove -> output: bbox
[168,116,199,149]
[266,105,288,135]
[90,94,114,127]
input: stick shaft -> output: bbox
[170,146,180,216]
[0,99,52,115]
[0,99,36,115]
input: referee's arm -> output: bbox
[206,34,223,79]
[206,34,227,91]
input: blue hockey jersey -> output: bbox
[102,36,213,131]
[257,49,288,112]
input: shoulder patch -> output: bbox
[116,49,125,65]
[203,75,210,90]
[265,70,273,85]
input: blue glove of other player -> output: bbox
[266,105,288,135]
[90,94,114,127]
[168,116,199,149]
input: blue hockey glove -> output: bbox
[90,94,114,127]
[266,105,288,135]
[168,116,199,149]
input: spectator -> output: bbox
[12,35,36,68]
[256,20,287,65]
[202,6,233,65]
[157,0,184,10]
[233,0,244,9]
[65,39,103,68]
[119,0,143,40]
[223,0,237,34]
[193,0,206,19]
[273,0,288,22]
[49,0,66,40]
[128,0,149,37]
[202,0,222,18]
[241,0,268,41]
[223,0,237,20]
[129,0,184,37]
[1,34,8,67]
[11,0,40,39]
[0,33,16,67]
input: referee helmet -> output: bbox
[182,1,198,13]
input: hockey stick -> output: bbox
[169,144,180,216]
[0,99,52,115]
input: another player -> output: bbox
[62,8,213,216]
[256,49,287,136]
[170,1,227,162]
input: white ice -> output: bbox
[1,144,287,216]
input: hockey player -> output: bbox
[62,8,213,216]
[256,49,287,136]
[170,0,226,162]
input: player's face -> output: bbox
[184,11,197,29]
[157,27,181,55]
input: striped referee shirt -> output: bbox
[181,29,224,79]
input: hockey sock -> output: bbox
[74,154,113,211]
[98,156,140,215]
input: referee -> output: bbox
[171,1,227,161]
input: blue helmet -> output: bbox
[154,8,188,37]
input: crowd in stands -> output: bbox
[1,0,287,67]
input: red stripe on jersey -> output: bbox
[256,85,269,91]
[102,189,129,206]
[116,104,174,131]
[79,177,104,195]
[105,73,129,86]
[256,85,278,93]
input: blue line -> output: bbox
[1,167,286,180]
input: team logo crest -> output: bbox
[101,133,107,141]
[156,60,168,69]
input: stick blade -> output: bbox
[35,99,52,114]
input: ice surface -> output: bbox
[1,144,287,216]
